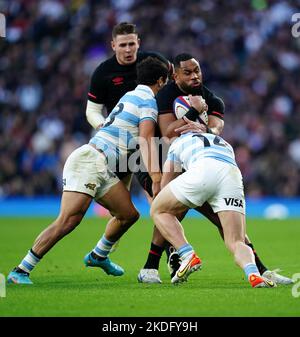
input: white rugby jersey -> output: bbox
[167,132,237,171]
[89,85,157,171]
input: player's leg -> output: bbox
[99,181,139,240]
[194,203,223,237]
[33,192,92,256]
[217,210,275,288]
[208,160,276,288]
[138,225,165,283]
[135,169,183,283]
[196,202,274,275]
[150,184,202,284]
[151,186,189,246]
[7,144,101,285]
[7,191,92,284]
[195,203,267,267]
[197,201,293,284]
[135,171,167,283]
[84,179,139,276]
[108,173,133,253]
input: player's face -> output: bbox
[111,34,140,65]
[174,59,202,94]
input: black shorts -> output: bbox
[134,170,153,197]
[115,171,131,181]
[115,170,153,197]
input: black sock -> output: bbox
[247,243,268,275]
[30,248,42,260]
[165,241,176,261]
[14,267,29,275]
[143,243,164,269]
[91,251,106,261]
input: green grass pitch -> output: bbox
[0,216,299,317]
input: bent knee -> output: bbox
[150,198,162,218]
[129,210,140,223]
[150,205,156,219]
[56,213,82,234]
[118,209,140,225]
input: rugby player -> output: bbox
[7,57,168,284]
[151,131,276,288]
[138,53,293,285]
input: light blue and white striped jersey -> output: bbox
[89,85,158,171]
[167,132,237,171]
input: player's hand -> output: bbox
[152,181,161,199]
[175,116,207,134]
[189,95,208,114]
[96,123,103,131]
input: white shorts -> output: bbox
[169,158,246,214]
[62,144,119,200]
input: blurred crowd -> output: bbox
[0,0,300,197]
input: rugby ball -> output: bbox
[173,95,208,125]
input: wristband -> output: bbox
[184,107,200,121]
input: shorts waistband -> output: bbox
[88,143,107,162]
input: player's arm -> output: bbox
[205,95,225,135]
[161,159,182,189]
[86,100,106,130]
[139,119,162,198]
[158,95,207,140]
[206,115,224,135]
[86,67,107,130]
[175,95,225,136]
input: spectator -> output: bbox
[1,0,299,197]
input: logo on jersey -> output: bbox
[112,77,124,85]
[224,198,243,207]
[84,183,96,191]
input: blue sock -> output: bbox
[244,263,260,279]
[178,244,194,259]
[93,235,116,258]
[18,250,41,273]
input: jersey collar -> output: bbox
[136,84,155,97]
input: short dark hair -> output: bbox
[174,53,195,69]
[112,22,137,39]
[137,57,169,85]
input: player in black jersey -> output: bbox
[86,22,171,189]
[84,22,175,262]
[86,22,171,129]
[137,53,294,285]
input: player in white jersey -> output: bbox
[7,57,169,284]
[150,132,276,288]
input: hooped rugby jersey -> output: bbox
[167,132,237,171]
[89,85,157,172]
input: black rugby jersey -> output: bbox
[156,80,225,120]
[88,51,169,114]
